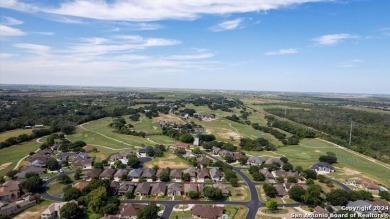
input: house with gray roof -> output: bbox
[141,168,156,179]
[134,183,151,196]
[150,183,166,196]
[128,169,143,180]
[167,183,181,196]
[265,158,284,166]
[310,162,335,173]
[113,169,128,181]
[170,169,182,182]
[209,168,223,182]
[248,156,265,166]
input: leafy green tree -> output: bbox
[357,190,374,201]
[280,156,289,163]
[282,163,294,171]
[137,202,159,219]
[263,183,278,198]
[21,175,42,192]
[287,177,298,183]
[159,172,170,182]
[295,166,303,173]
[60,202,84,219]
[127,155,140,168]
[266,200,278,211]
[303,184,324,207]
[61,125,76,135]
[289,186,305,202]
[326,189,349,206]
[379,191,390,201]
[248,165,260,174]
[88,187,108,213]
[182,173,190,182]
[252,172,265,181]
[188,190,199,199]
[239,157,248,165]
[93,162,104,169]
[63,187,83,201]
[179,134,194,143]
[74,168,82,180]
[203,186,224,200]
[57,174,72,184]
[47,158,59,170]
[303,169,317,179]
[229,178,239,187]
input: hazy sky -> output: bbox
[0,0,389,94]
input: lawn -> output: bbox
[256,185,267,202]
[229,185,250,201]
[14,199,53,219]
[170,209,192,219]
[47,180,67,197]
[127,115,162,134]
[225,205,249,219]
[0,138,41,176]
[0,129,33,142]
[88,147,116,162]
[143,151,190,168]
[245,138,390,187]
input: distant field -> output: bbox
[126,115,162,134]
[0,129,33,142]
[0,138,41,176]
[246,138,390,187]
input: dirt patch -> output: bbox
[339,167,361,176]
[315,150,321,153]
[0,162,12,170]
[14,203,51,219]
[144,153,189,168]
[218,129,242,140]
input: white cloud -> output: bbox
[32,31,56,36]
[265,48,298,56]
[338,59,362,68]
[0,24,25,36]
[14,43,50,55]
[211,18,243,32]
[2,16,23,25]
[0,53,17,58]
[1,0,331,22]
[313,33,358,45]
[166,53,214,60]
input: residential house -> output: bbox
[41,201,72,219]
[274,184,288,197]
[265,158,284,166]
[260,169,275,181]
[183,167,197,181]
[0,181,20,202]
[128,169,143,181]
[73,181,89,190]
[109,181,120,195]
[82,145,93,153]
[156,168,169,178]
[57,152,75,164]
[212,146,221,155]
[134,183,151,196]
[348,179,381,191]
[248,156,265,166]
[138,148,147,157]
[150,183,166,196]
[312,206,330,219]
[71,156,92,170]
[118,203,146,219]
[172,143,189,153]
[83,169,102,181]
[369,200,390,213]
[15,166,47,181]
[99,168,116,180]
[170,169,182,182]
[213,183,230,196]
[184,183,198,195]
[272,170,302,181]
[141,168,156,180]
[197,156,211,167]
[117,182,136,196]
[310,162,335,173]
[0,195,36,218]
[113,169,128,181]
[209,168,223,182]
[196,168,210,182]
[346,200,378,214]
[167,183,181,196]
[191,205,224,219]
[284,183,309,191]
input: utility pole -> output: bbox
[349,120,353,146]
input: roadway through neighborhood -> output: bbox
[40,153,348,219]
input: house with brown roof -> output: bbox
[134,183,151,196]
[83,169,102,181]
[0,195,36,218]
[117,182,136,196]
[260,169,275,181]
[184,183,198,195]
[170,169,182,182]
[71,156,92,170]
[191,205,224,219]
[196,168,210,182]
[156,168,169,178]
[197,156,211,167]
[274,184,288,197]
[265,158,284,166]
[150,183,166,196]
[183,167,197,181]
[213,183,230,196]
[99,168,116,180]
[82,145,93,153]
[113,169,128,181]
[172,143,189,153]
[118,203,146,218]
[0,181,20,202]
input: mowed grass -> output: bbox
[225,205,249,219]
[0,139,41,176]
[0,129,33,142]
[126,115,162,134]
[144,151,190,168]
[246,138,390,187]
